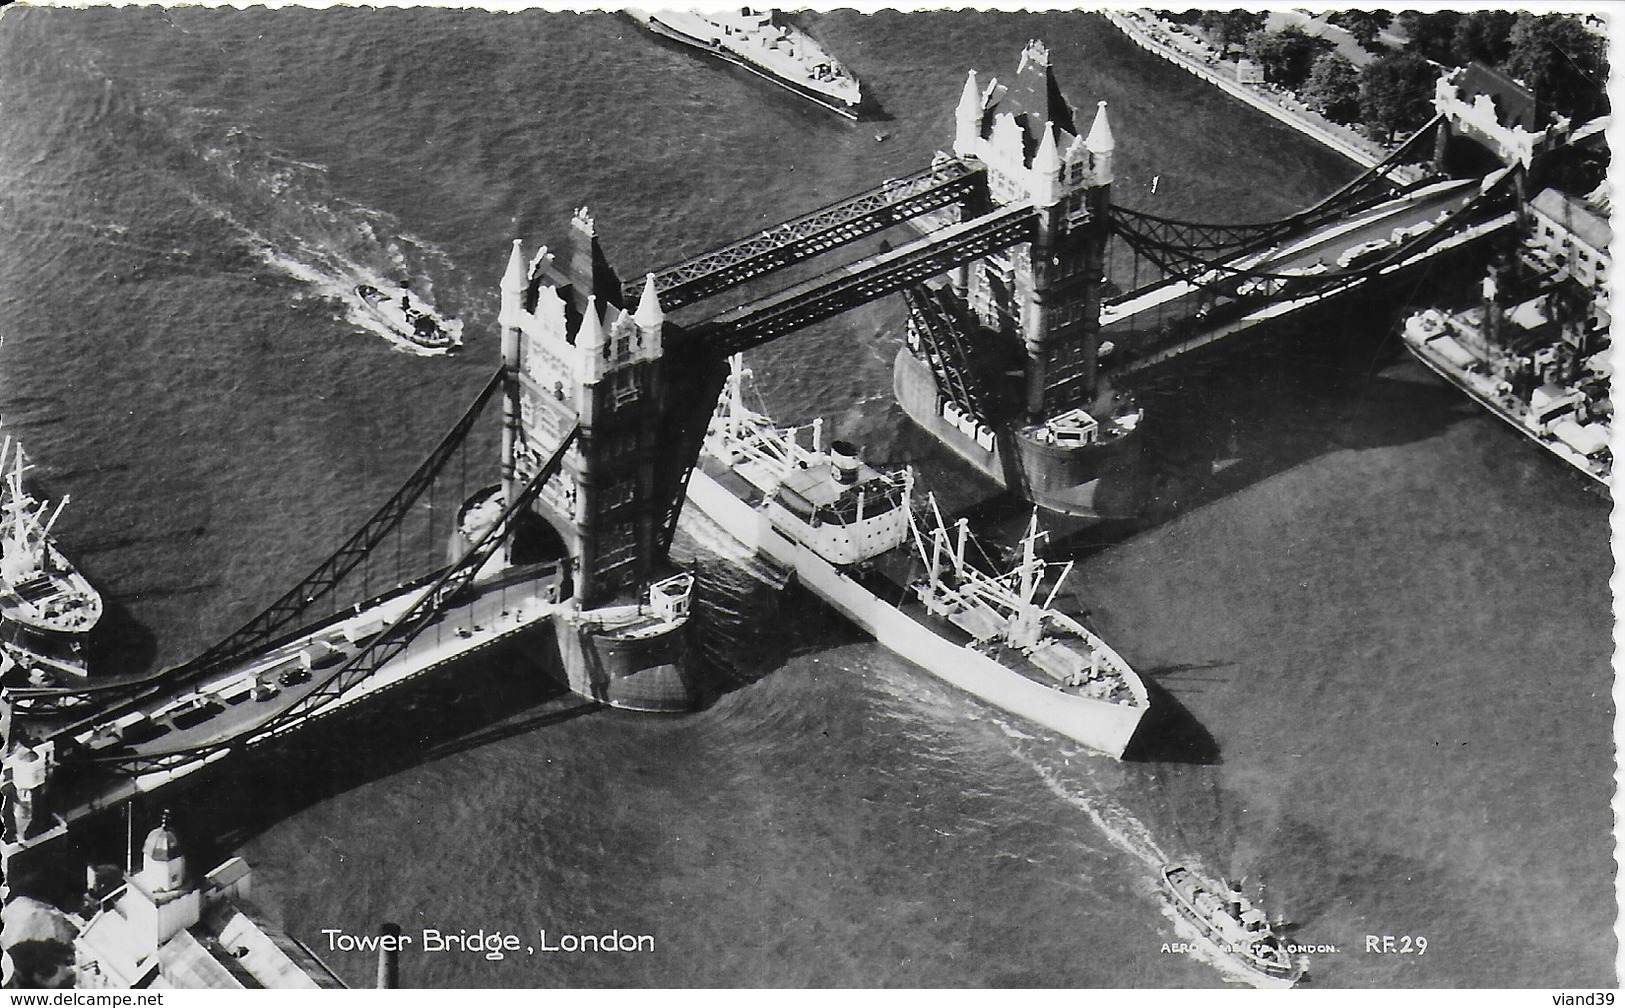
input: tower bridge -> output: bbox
[2,38,1539,873]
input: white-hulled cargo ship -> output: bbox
[684,357,1149,758]
[0,437,102,683]
[627,9,861,118]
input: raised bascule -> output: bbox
[1,38,1566,885]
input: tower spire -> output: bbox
[634,273,664,330]
[954,69,982,155]
[501,239,526,296]
[1085,100,1114,184]
[1086,100,1114,153]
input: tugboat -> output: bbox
[684,356,1149,757]
[0,436,103,683]
[1161,863,1302,988]
[353,281,463,356]
[627,8,862,118]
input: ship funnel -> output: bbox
[830,440,861,484]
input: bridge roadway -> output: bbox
[627,159,985,312]
[40,573,562,828]
[1110,207,1518,377]
[1098,176,1490,369]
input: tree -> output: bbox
[1398,11,1462,64]
[1329,11,1392,52]
[1359,51,1437,142]
[1244,25,1334,90]
[1452,10,1517,66]
[1198,11,1266,58]
[1504,14,1609,121]
[1303,52,1362,124]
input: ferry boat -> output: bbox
[684,357,1149,757]
[0,437,103,683]
[1401,302,1610,488]
[1160,862,1302,988]
[353,281,462,355]
[627,9,862,119]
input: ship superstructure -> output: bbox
[894,40,1147,518]
[352,280,462,356]
[688,356,1148,757]
[910,500,1141,709]
[0,436,102,683]
[628,9,862,118]
[1161,863,1302,988]
[1401,184,1610,487]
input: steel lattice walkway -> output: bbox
[627,158,985,311]
[692,201,1038,355]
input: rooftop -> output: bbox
[1531,187,1611,255]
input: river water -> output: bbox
[0,6,1612,988]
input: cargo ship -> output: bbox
[1160,862,1303,988]
[1401,297,1610,488]
[626,9,861,118]
[353,280,462,356]
[0,436,102,684]
[684,357,1149,757]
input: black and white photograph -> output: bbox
[0,0,1613,992]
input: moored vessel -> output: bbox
[1160,862,1303,988]
[627,8,861,118]
[0,437,103,684]
[1401,300,1610,488]
[686,356,1149,757]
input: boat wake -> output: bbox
[70,53,468,359]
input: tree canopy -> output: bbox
[1304,52,1362,124]
[1244,25,1335,90]
[1328,12,1392,51]
[1198,11,1266,58]
[1359,51,1437,142]
[1504,14,1609,121]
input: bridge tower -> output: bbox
[496,210,698,712]
[951,38,1115,418]
[896,40,1146,519]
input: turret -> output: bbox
[954,70,982,156]
[1032,120,1061,205]
[567,206,621,312]
[138,810,187,899]
[576,296,606,385]
[499,239,527,332]
[633,273,664,359]
[1085,100,1115,183]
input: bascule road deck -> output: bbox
[46,577,563,823]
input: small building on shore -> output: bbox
[73,815,345,989]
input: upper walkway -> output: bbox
[628,158,985,312]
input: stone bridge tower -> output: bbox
[895,39,1145,519]
[497,210,672,610]
[951,38,1116,417]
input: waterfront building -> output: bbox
[73,816,344,989]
